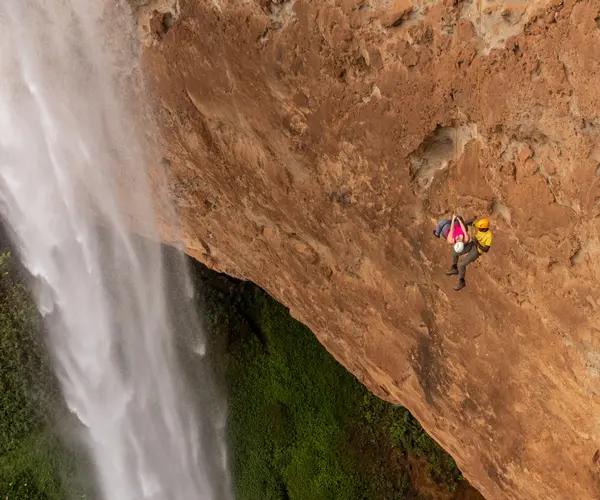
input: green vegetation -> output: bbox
[196,269,477,500]
[0,252,91,499]
[0,245,477,499]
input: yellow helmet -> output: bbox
[474,218,490,229]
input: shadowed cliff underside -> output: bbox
[189,261,484,499]
[129,0,600,498]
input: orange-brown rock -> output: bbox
[129,0,600,498]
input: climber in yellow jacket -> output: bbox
[445,218,492,291]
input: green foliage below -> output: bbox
[0,246,472,500]
[0,252,91,499]
[197,272,469,500]
[0,253,49,456]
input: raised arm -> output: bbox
[458,218,469,243]
[446,215,456,243]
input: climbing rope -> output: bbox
[450,0,484,219]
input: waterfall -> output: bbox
[0,1,232,498]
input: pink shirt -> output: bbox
[451,224,465,241]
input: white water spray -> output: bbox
[0,1,232,499]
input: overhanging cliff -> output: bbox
[129,0,600,498]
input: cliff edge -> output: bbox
[130,0,600,498]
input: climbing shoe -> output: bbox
[433,230,439,238]
[445,267,459,276]
[454,279,466,291]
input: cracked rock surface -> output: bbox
[129,0,600,498]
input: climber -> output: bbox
[433,214,470,251]
[445,218,493,291]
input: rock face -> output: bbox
[129,0,600,498]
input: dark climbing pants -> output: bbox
[451,242,480,280]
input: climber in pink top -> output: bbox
[433,214,470,252]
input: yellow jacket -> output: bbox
[474,229,492,255]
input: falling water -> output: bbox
[0,1,231,499]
